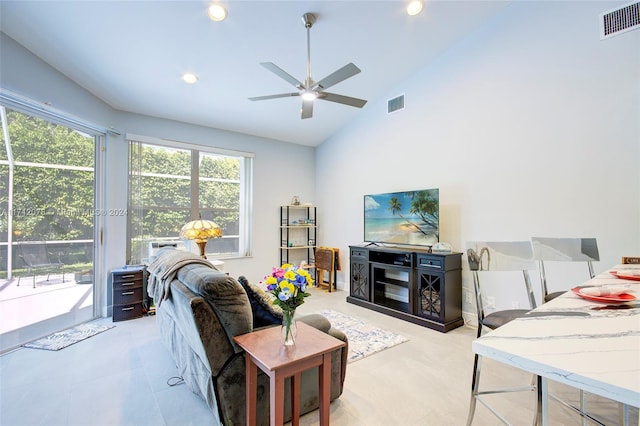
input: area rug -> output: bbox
[22,322,115,351]
[320,309,409,363]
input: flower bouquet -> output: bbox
[263,263,313,345]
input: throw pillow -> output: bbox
[238,276,283,328]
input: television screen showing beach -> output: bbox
[364,189,439,246]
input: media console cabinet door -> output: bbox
[416,253,463,323]
[349,246,370,301]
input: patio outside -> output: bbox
[0,272,94,352]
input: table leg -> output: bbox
[318,353,332,426]
[245,357,258,426]
[291,373,301,426]
[271,373,285,426]
[619,403,631,426]
[540,376,549,426]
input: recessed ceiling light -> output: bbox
[208,4,227,21]
[407,0,423,16]
[182,73,198,84]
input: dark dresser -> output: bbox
[111,266,146,322]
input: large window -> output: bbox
[127,135,253,264]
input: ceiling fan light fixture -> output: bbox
[182,73,199,84]
[407,0,424,16]
[208,4,227,21]
[301,91,317,101]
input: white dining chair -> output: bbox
[531,237,599,303]
[466,240,539,426]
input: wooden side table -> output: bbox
[233,322,346,426]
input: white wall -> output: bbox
[315,1,640,324]
[1,32,316,314]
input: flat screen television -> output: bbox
[364,188,439,247]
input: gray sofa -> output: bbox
[147,248,348,425]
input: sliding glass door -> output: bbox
[0,107,99,352]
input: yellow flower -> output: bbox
[296,268,313,285]
[279,281,295,294]
[283,269,297,281]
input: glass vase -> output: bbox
[281,309,297,346]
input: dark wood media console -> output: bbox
[346,245,463,332]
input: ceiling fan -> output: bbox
[249,12,367,119]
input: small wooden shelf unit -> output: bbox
[280,205,317,267]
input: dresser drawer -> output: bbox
[416,253,462,271]
[417,255,443,270]
[112,302,143,322]
[351,248,368,258]
[113,286,143,306]
[113,271,143,290]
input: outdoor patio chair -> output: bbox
[17,241,65,288]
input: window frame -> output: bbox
[126,134,253,263]
[0,89,107,317]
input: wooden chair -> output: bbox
[17,241,65,288]
[315,247,336,292]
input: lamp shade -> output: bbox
[180,219,222,259]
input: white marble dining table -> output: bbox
[472,264,640,425]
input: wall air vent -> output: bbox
[387,94,405,114]
[600,1,640,39]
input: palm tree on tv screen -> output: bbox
[387,190,439,239]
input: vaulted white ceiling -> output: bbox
[0,1,511,146]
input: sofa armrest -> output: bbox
[297,313,331,333]
[298,313,348,389]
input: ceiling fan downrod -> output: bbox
[302,13,316,88]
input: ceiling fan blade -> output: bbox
[313,63,361,90]
[260,62,304,88]
[318,92,367,108]
[248,93,300,101]
[301,99,313,119]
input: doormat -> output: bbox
[22,322,115,351]
[320,309,409,363]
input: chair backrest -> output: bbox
[18,242,51,267]
[315,247,335,271]
[466,241,538,325]
[531,237,599,299]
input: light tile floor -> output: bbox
[0,274,94,353]
[1,287,636,426]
